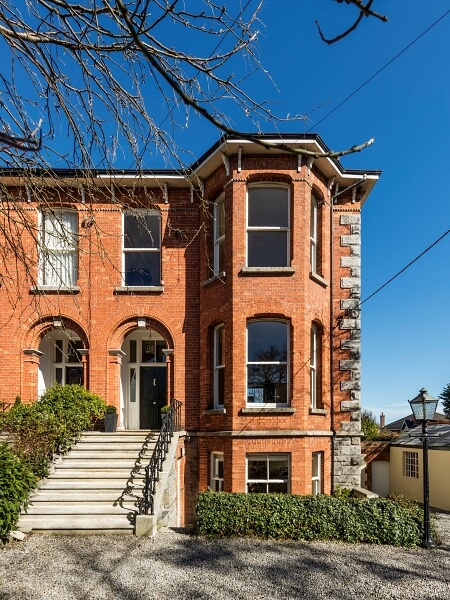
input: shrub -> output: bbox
[195,492,425,546]
[0,385,107,478]
[0,443,37,541]
[38,384,107,450]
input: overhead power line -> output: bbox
[359,228,450,308]
[309,10,450,132]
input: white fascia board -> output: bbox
[95,174,187,188]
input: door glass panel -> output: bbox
[155,340,166,362]
[55,340,63,363]
[67,340,82,363]
[129,340,136,363]
[130,368,136,402]
[142,340,155,362]
[55,368,63,384]
[66,366,83,385]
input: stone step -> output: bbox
[78,434,155,443]
[30,491,135,502]
[18,514,135,533]
[56,460,144,470]
[25,502,137,515]
[17,428,160,535]
[70,442,149,451]
[38,479,144,491]
[50,469,140,479]
[65,450,150,459]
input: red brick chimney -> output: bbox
[380,412,385,428]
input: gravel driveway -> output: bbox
[1,513,449,600]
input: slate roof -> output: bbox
[384,413,447,432]
[391,422,450,448]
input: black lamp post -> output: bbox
[408,387,438,549]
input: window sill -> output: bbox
[202,272,226,287]
[309,408,328,416]
[30,286,80,294]
[241,407,296,415]
[203,408,226,415]
[309,272,329,287]
[114,286,164,294]
[239,267,296,277]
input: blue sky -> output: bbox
[2,1,449,422]
[261,1,450,423]
[168,0,449,422]
[187,0,450,422]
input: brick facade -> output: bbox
[0,134,380,525]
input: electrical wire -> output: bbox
[308,9,450,132]
[359,228,450,308]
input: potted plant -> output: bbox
[104,405,118,432]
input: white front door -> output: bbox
[121,331,167,429]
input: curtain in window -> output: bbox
[41,211,78,286]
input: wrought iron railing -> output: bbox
[137,398,182,515]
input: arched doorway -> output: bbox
[121,329,168,430]
[38,328,84,396]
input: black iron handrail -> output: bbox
[137,398,182,515]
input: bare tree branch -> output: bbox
[317,0,387,45]
[0,1,386,311]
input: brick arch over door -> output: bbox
[22,315,89,351]
[106,315,177,429]
[21,316,89,402]
[107,315,175,351]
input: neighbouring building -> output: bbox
[384,412,447,432]
[390,423,450,511]
[0,134,380,524]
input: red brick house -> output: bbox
[0,134,380,525]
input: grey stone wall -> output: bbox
[334,213,363,488]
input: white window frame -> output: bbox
[49,331,83,386]
[213,324,225,408]
[246,184,290,268]
[213,194,225,275]
[310,324,319,409]
[403,451,419,478]
[310,195,318,274]
[246,320,289,407]
[210,452,224,491]
[123,209,161,287]
[39,210,78,287]
[312,451,323,495]
[246,453,290,493]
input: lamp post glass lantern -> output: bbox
[408,387,438,549]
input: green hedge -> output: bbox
[195,492,425,546]
[0,443,37,540]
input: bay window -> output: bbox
[247,185,289,267]
[247,320,288,406]
[213,324,225,408]
[213,195,225,275]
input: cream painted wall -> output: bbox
[390,447,450,511]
